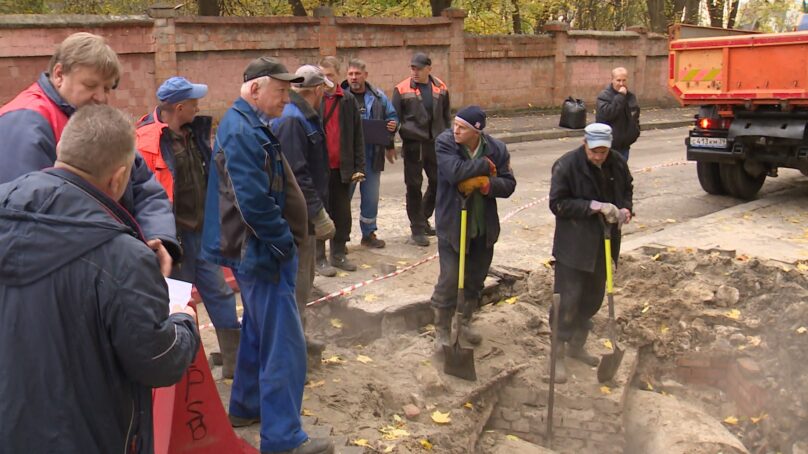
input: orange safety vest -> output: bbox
[394,76,447,97]
[136,108,175,201]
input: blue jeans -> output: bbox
[171,229,239,329]
[230,257,308,452]
[350,147,381,238]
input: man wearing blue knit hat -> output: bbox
[548,122,634,383]
[431,106,516,351]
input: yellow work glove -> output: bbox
[457,176,490,196]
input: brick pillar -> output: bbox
[544,21,569,107]
[442,7,467,109]
[627,26,648,100]
[148,4,178,87]
[316,6,337,57]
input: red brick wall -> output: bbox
[0,12,675,122]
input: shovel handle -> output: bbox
[458,196,468,291]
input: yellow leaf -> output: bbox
[393,414,403,423]
[505,296,518,305]
[364,293,378,302]
[351,439,371,447]
[306,379,325,389]
[603,339,613,349]
[641,305,650,313]
[463,402,474,410]
[652,253,661,261]
[322,355,345,365]
[431,410,451,424]
[750,413,768,424]
[378,426,410,440]
[337,272,349,278]
[301,409,314,416]
[725,309,741,320]
[644,381,654,391]
[797,263,808,272]
[665,219,677,224]
[360,264,371,269]
[332,378,341,383]
[542,260,553,269]
[383,445,395,453]
[505,434,520,441]
[356,354,373,364]
[797,327,807,334]
[330,318,343,329]
[397,261,409,265]
[723,416,739,425]
[419,439,433,450]
[599,386,612,395]
[747,336,762,346]
[660,325,669,334]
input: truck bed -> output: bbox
[668,31,808,106]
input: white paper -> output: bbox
[165,277,193,312]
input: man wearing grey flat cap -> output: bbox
[548,122,633,383]
[201,57,334,454]
[392,52,451,247]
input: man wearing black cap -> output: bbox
[548,123,633,383]
[392,52,451,247]
[432,106,516,350]
[201,57,333,454]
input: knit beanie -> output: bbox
[455,105,486,132]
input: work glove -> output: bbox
[312,208,336,240]
[458,176,490,196]
[484,157,497,177]
[590,200,620,224]
[351,172,365,183]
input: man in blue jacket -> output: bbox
[432,106,516,350]
[0,32,178,273]
[201,57,333,454]
[0,104,199,453]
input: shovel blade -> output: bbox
[597,347,625,383]
[443,342,476,381]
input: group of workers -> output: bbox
[0,30,639,454]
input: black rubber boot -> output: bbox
[433,307,452,353]
[568,328,600,367]
[329,241,356,271]
[461,299,482,345]
[215,328,241,379]
[543,342,568,384]
[315,240,337,277]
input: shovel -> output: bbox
[597,219,624,383]
[443,197,477,381]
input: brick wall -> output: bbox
[0,10,675,122]
[675,353,769,416]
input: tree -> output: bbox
[726,0,740,28]
[198,0,220,16]
[705,0,725,27]
[430,0,452,16]
[289,0,307,16]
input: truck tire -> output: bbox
[719,162,765,200]
[696,162,725,195]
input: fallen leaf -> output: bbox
[725,309,741,320]
[332,378,341,383]
[322,355,346,365]
[505,434,520,441]
[397,261,409,265]
[364,293,378,302]
[356,354,373,364]
[431,410,451,424]
[306,379,325,389]
[378,426,410,440]
[351,439,371,447]
[747,336,762,346]
[383,445,395,453]
[463,402,474,410]
[393,414,403,423]
[664,219,677,224]
[798,327,807,334]
[603,339,613,349]
[724,416,739,425]
[505,296,518,305]
[652,253,661,261]
[666,246,678,252]
[643,381,654,391]
[660,325,669,334]
[360,264,371,269]
[330,318,343,329]
[736,254,749,262]
[337,272,349,278]
[750,413,768,424]
[797,263,808,272]
[301,409,314,416]
[419,439,433,450]
[641,305,650,314]
[599,386,612,395]
[542,260,553,269]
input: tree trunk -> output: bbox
[614,0,624,31]
[726,0,740,29]
[512,0,523,34]
[430,0,452,17]
[706,0,725,28]
[288,0,307,16]
[197,0,219,16]
[646,0,667,33]
[683,0,700,24]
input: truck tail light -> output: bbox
[696,118,731,130]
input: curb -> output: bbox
[491,119,692,145]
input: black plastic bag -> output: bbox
[559,97,586,129]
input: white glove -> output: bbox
[312,208,335,240]
[590,201,620,224]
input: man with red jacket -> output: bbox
[136,77,240,379]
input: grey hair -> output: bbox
[57,104,135,177]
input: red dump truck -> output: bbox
[668,25,808,199]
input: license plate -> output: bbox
[690,137,727,149]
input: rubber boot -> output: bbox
[264,437,335,454]
[543,342,568,384]
[297,301,325,369]
[215,328,241,379]
[461,298,482,345]
[315,240,337,277]
[329,241,356,271]
[433,307,452,353]
[568,328,600,367]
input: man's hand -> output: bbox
[351,172,366,183]
[618,86,628,95]
[458,176,490,196]
[147,239,172,277]
[484,157,497,177]
[313,208,336,240]
[590,201,620,224]
[386,120,397,132]
[385,148,398,164]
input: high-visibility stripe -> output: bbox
[702,68,721,81]
[681,69,701,82]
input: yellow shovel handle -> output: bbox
[458,201,467,291]
[604,237,613,294]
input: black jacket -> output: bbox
[435,129,516,252]
[595,84,641,151]
[0,170,199,454]
[392,75,451,143]
[549,146,633,272]
[321,87,365,183]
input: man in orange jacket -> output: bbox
[136,77,240,379]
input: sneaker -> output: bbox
[229,414,260,427]
[410,233,430,247]
[263,437,335,454]
[360,232,386,248]
[425,221,436,236]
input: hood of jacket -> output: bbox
[0,171,133,286]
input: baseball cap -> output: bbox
[243,57,304,83]
[584,123,613,149]
[410,52,431,68]
[156,76,208,104]
[293,65,334,88]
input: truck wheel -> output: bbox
[696,162,725,195]
[719,163,765,200]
